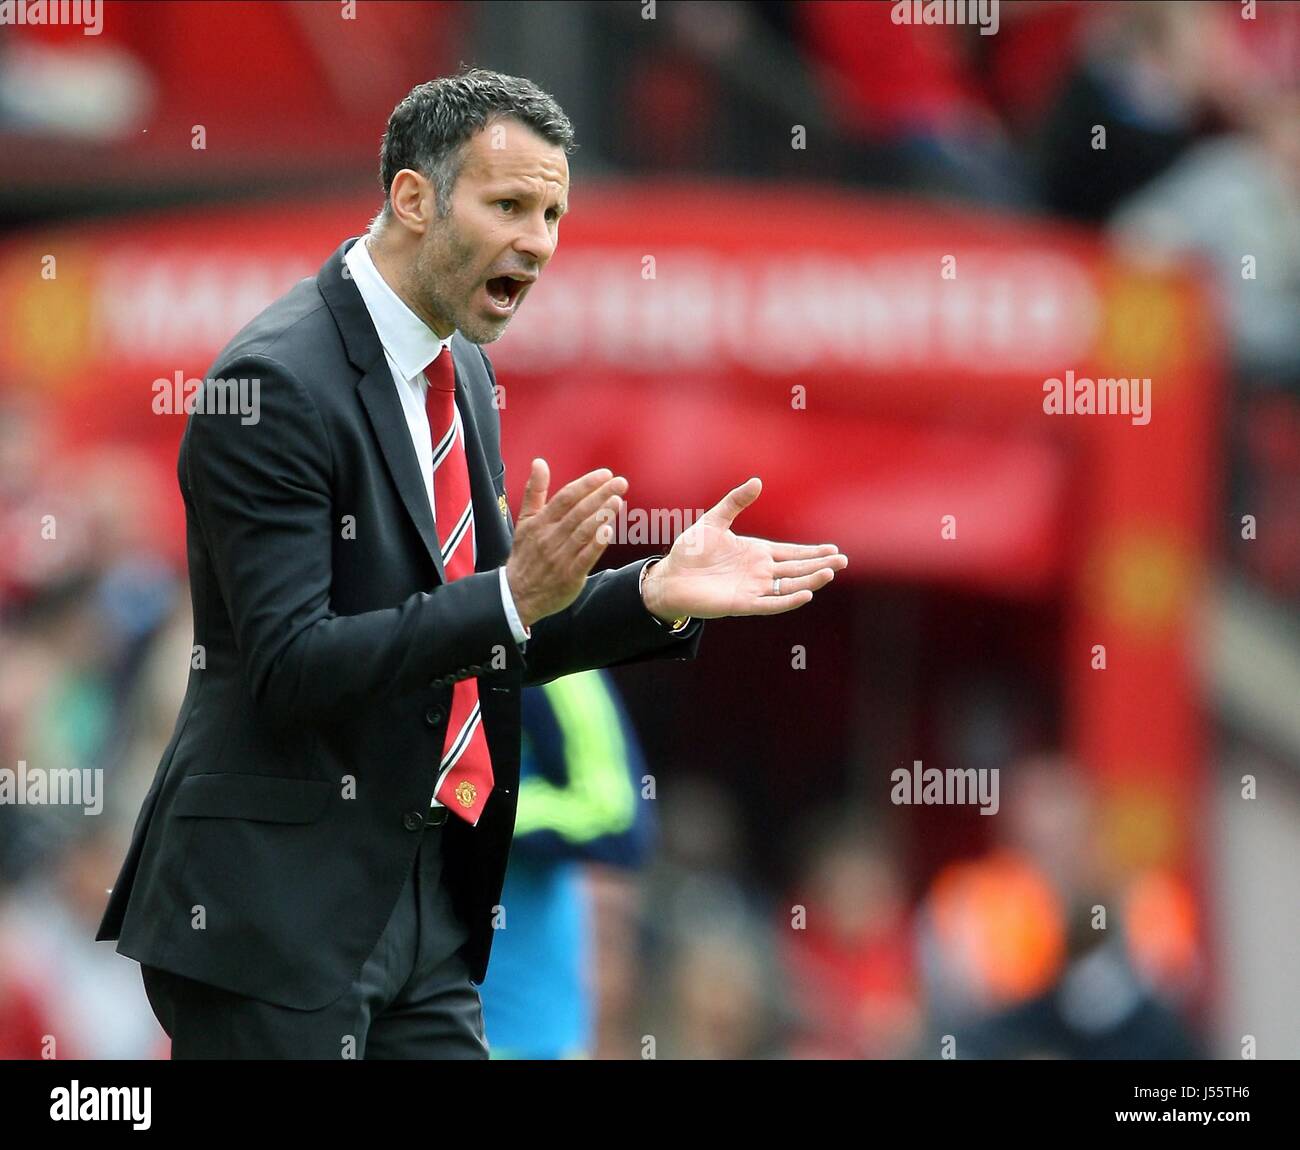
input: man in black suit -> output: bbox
[96,68,846,1058]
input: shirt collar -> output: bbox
[343,235,455,380]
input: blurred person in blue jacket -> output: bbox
[478,667,654,1059]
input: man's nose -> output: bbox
[513,212,556,266]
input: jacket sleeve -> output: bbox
[518,559,703,688]
[184,353,518,724]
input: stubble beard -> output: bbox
[413,215,510,346]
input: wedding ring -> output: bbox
[773,577,781,596]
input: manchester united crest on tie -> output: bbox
[424,350,495,827]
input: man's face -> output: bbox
[413,119,568,344]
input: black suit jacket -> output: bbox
[96,237,703,1009]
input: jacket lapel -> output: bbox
[320,237,447,582]
[356,360,448,584]
[319,237,508,584]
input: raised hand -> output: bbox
[640,478,847,620]
[505,458,626,629]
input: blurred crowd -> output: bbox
[626,752,1201,1059]
[0,1,1296,1058]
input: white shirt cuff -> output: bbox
[499,566,530,647]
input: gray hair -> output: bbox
[377,67,575,221]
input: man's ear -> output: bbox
[388,169,434,235]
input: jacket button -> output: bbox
[403,810,424,832]
[425,708,444,726]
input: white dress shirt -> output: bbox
[343,235,530,647]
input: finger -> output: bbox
[568,496,623,555]
[767,568,837,596]
[764,541,844,563]
[700,477,761,531]
[571,511,616,575]
[744,588,815,616]
[772,554,849,579]
[519,458,550,520]
[545,468,615,520]
[558,477,627,538]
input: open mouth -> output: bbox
[484,275,529,315]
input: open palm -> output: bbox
[647,478,848,619]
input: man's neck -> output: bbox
[364,232,456,341]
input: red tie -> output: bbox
[424,349,494,826]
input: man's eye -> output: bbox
[496,200,516,212]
